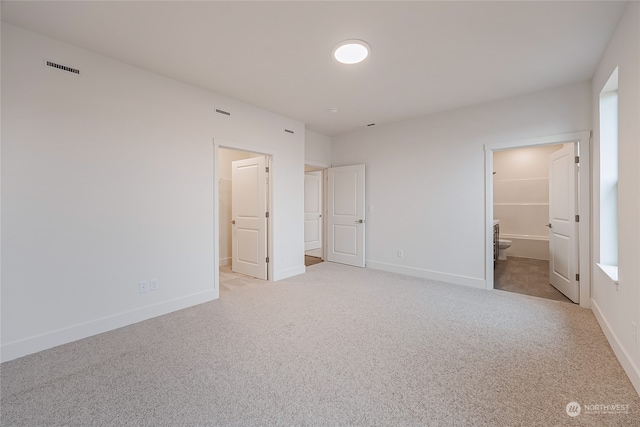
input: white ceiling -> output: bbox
[1,1,627,137]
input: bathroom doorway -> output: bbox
[492,144,571,302]
[484,131,591,308]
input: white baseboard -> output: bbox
[219,257,231,267]
[1,290,216,363]
[366,260,486,289]
[305,248,322,258]
[591,298,640,396]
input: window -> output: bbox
[598,67,618,281]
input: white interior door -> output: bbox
[232,156,268,280]
[304,171,323,253]
[327,164,365,267]
[549,145,579,303]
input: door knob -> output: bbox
[355,219,363,224]
[545,223,552,228]
[231,220,236,224]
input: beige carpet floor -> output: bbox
[2,262,639,426]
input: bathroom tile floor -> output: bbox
[494,256,573,303]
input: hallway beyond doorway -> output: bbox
[304,254,323,267]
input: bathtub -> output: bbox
[500,233,549,260]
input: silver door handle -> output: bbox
[355,219,363,224]
[231,220,236,224]
[545,223,552,228]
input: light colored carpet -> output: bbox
[2,262,639,426]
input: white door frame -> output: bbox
[305,161,331,262]
[213,138,275,296]
[484,131,591,308]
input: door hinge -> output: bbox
[575,156,579,164]
[576,273,580,281]
[575,214,580,222]
[265,166,269,173]
[266,256,269,263]
[266,211,270,218]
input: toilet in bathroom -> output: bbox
[498,239,512,260]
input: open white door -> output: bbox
[231,156,268,280]
[327,164,365,267]
[304,171,323,252]
[548,145,579,303]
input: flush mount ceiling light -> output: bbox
[333,39,370,64]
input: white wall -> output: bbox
[305,129,332,167]
[332,81,591,288]
[1,24,305,361]
[218,148,255,266]
[590,1,640,394]
[493,144,563,260]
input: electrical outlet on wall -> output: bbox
[150,279,158,291]
[139,281,149,294]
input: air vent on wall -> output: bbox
[45,60,80,75]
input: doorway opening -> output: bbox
[492,144,572,303]
[484,132,591,308]
[302,163,367,269]
[304,165,325,267]
[217,146,272,285]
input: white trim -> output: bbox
[591,299,640,396]
[596,263,619,284]
[500,233,549,241]
[1,290,215,363]
[304,160,331,169]
[366,260,485,289]
[484,131,591,308]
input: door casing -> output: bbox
[484,131,591,308]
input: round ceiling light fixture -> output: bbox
[333,39,370,65]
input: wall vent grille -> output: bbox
[45,60,80,75]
